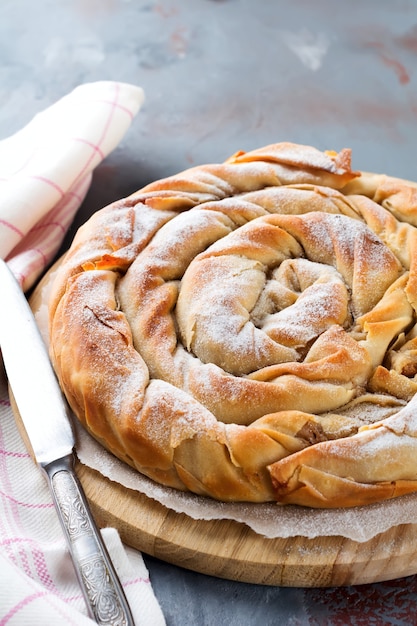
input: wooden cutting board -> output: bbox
[24,264,417,588]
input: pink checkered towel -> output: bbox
[0,82,166,625]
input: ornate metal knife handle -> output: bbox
[43,455,135,625]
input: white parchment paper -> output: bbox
[74,420,417,543]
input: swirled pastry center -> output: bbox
[47,142,417,507]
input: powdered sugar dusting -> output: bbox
[48,142,417,512]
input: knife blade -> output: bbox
[0,258,135,626]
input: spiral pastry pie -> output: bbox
[48,142,417,508]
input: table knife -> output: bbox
[0,258,135,626]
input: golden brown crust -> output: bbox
[48,142,417,507]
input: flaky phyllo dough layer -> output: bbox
[48,143,417,507]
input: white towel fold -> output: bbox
[0,81,166,625]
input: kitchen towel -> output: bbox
[0,81,166,625]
